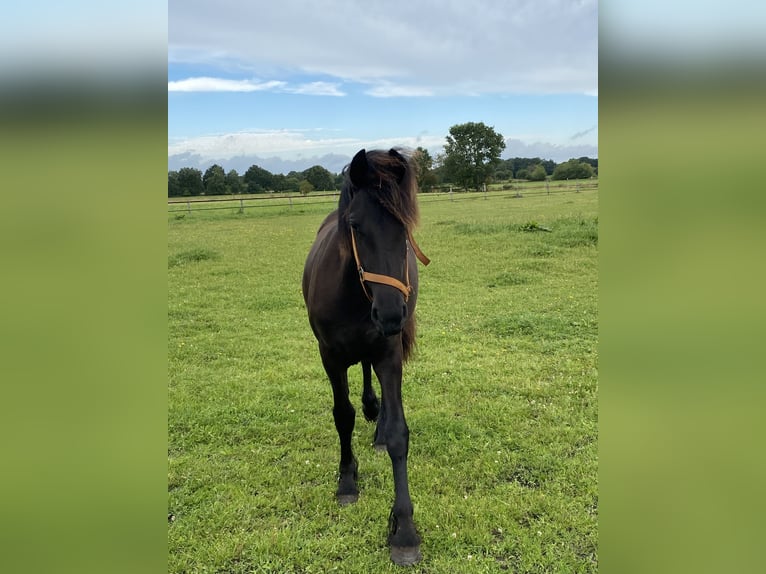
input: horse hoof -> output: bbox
[390,545,422,566]
[373,443,387,453]
[336,493,359,506]
[363,407,379,422]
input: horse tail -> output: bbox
[401,312,416,363]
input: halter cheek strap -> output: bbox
[350,228,429,302]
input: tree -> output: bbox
[493,165,513,181]
[225,169,244,194]
[541,159,556,176]
[282,175,301,193]
[168,170,181,197]
[577,156,598,175]
[244,164,275,193]
[552,159,595,181]
[298,180,314,196]
[443,122,506,191]
[412,147,437,191]
[177,167,204,196]
[302,165,335,191]
[203,164,227,196]
[528,164,547,181]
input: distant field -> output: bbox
[168,187,598,572]
[168,179,597,214]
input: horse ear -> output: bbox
[349,149,369,188]
[388,148,407,183]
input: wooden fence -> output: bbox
[168,180,598,215]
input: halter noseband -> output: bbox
[350,227,430,302]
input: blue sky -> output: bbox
[169,0,598,175]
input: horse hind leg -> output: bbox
[361,360,380,422]
[362,361,389,452]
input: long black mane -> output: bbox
[337,148,420,252]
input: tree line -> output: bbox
[168,164,341,198]
[168,122,597,197]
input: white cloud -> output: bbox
[168,77,286,92]
[168,129,358,159]
[168,129,446,170]
[168,76,345,95]
[168,130,596,174]
[168,0,597,96]
[287,81,345,96]
[364,84,434,98]
[503,138,597,162]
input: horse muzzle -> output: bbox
[371,299,408,337]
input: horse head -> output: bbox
[341,148,418,337]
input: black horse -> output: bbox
[302,148,429,566]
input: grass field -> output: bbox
[167,178,597,217]
[168,187,598,573]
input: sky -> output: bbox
[168,0,599,175]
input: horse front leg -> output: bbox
[373,355,422,566]
[321,352,358,505]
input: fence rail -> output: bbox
[168,181,598,215]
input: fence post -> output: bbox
[546,180,550,195]
[186,200,191,214]
[576,181,580,193]
[239,197,244,214]
[289,195,293,209]
[449,186,453,202]
[483,183,487,199]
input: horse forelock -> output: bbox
[339,148,420,232]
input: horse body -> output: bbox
[302,148,425,566]
[303,210,418,364]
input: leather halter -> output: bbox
[350,227,430,302]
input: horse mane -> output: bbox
[337,148,420,241]
[336,148,421,362]
[362,148,420,230]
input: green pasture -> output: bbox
[167,178,597,218]
[168,187,598,573]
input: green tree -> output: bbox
[577,156,598,175]
[177,167,204,196]
[302,165,335,191]
[244,164,275,193]
[552,159,595,181]
[443,122,506,191]
[493,165,513,181]
[282,175,301,193]
[413,147,437,191]
[528,164,547,181]
[203,164,227,196]
[168,170,181,197]
[298,179,314,196]
[225,169,244,194]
